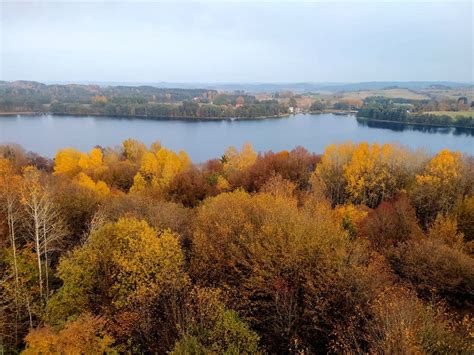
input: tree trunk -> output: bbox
[7,201,20,345]
[43,218,49,302]
[33,196,43,300]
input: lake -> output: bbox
[0,113,472,161]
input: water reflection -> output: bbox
[356,118,474,136]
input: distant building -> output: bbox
[235,96,245,108]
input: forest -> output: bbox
[0,140,473,353]
[0,81,289,120]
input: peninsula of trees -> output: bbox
[0,81,289,120]
[357,97,474,128]
[1,140,473,353]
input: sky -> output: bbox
[1,0,472,83]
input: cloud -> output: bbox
[1,1,472,82]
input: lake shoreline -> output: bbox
[357,116,474,130]
[0,112,43,116]
[0,111,292,121]
[2,111,472,130]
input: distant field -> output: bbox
[426,111,473,118]
[425,88,474,102]
[339,88,431,100]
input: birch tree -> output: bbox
[21,166,67,304]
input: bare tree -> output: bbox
[21,167,67,305]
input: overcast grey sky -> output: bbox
[1,1,472,83]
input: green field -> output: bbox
[426,111,473,118]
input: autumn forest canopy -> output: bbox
[0,140,473,353]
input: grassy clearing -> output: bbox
[426,111,473,118]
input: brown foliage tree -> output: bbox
[360,195,422,251]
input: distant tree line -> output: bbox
[0,81,288,119]
[49,100,288,119]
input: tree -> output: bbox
[360,196,422,251]
[310,100,325,112]
[23,313,114,354]
[335,203,369,239]
[190,190,353,351]
[427,214,464,250]
[21,167,67,304]
[171,287,261,354]
[0,159,23,341]
[312,143,354,206]
[73,172,110,196]
[1,246,39,347]
[235,147,319,192]
[78,147,104,172]
[453,195,474,242]
[365,287,472,354]
[343,143,415,208]
[289,97,297,108]
[411,149,464,226]
[129,172,146,193]
[314,142,422,208]
[122,138,147,164]
[53,148,82,176]
[223,142,257,175]
[388,238,474,307]
[48,217,189,351]
[132,146,191,192]
[50,180,102,247]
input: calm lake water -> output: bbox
[0,113,472,161]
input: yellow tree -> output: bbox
[158,149,191,188]
[411,149,464,226]
[122,139,147,164]
[129,172,147,193]
[223,142,257,173]
[47,217,189,349]
[314,142,421,208]
[55,147,106,180]
[73,172,110,197]
[132,146,191,192]
[53,148,82,176]
[23,313,114,354]
[343,143,408,208]
[140,151,159,179]
[312,142,354,206]
[78,147,104,172]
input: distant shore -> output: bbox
[357,116,474,130]
[4,111,471,130]
[0,112,43,116]
[0,111,292,121]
